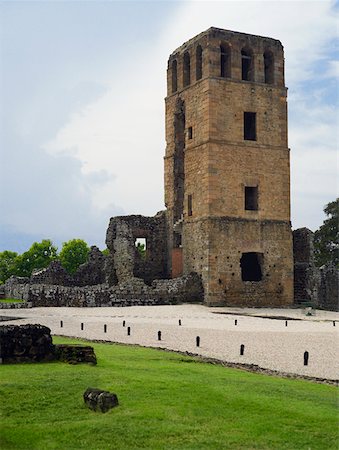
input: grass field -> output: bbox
[0,298,24,303]
[0,336,337,449]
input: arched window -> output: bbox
[220,44,231,78]
[172,60,178,93]
[264,50,274,84]
[183,52,191,87]
[241,48,253,81]
[196,45,202,80]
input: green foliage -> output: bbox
[136,242,146,259]
[0,337,337,450]
[14,240,58,278]
[0,250,18,283]
[101,248,110,256]
[314,199,338,267]
[59,239,90,274]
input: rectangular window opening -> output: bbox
[245,186,258,211]
[135,238,147,258]
[188,194,193,216]
[240,252,263,282]
[187,127,193,140]
[244,112,256,141]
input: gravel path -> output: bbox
[1,304,338,381]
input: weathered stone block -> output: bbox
[83,388,119,413]
[55,344,97,365]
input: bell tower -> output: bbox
[164,27,293,306]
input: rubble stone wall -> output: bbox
[30,247,106,287]
[106,212,168,285]
[293,228,338,311]
[4,273,203,307]
[0,324,55,363]
[318,264,338,311]
[293,228,319,304]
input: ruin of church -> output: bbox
[164,27,293,306]
[94,27,294,307]
[7,27,318,309]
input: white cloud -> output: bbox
[44,0,338,236]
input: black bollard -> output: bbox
[104,324,107,333]
[333,321,336,327]
[196,336,200,347]
[285,320,288,327]
[60,320,63,328]
[127,326,131,336]
[235,319,237,326]
[81,323,84,331]
[240,344,245,356]
[304,351,309,366]
[179,319,182,326]
[158,330,162,341]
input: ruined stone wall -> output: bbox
[28,247,106,287]
[293,228,319,304]
[4,273,203,308]
[184,218,293,306]
[318,264,338,311]
[292,228,338,311]
[31,261,73,286]
[106,212,168,285]
[0,324,55,363]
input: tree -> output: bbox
[15,240,58,278]
[59,239,90,274]
[314,198,338,267]
[136,242,146,259]
[0,250,18,284]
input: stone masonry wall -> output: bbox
[5,273,203,307]
[0,324,55,363]
[318,263,338,311]
[106,212,168,285]
[30,246,106,287]
[293,228,319,304]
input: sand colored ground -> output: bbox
[1,304,338,381]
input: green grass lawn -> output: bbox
[0,298,24,303]
[0,337,337,450]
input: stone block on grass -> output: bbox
[83,388,119,413]
[55,344,97,365]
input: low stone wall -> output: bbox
[0,302,32,309]
[4,273,204,307]
[0,324,55,363]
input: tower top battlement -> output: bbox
[167,27,285,96]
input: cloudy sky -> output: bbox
[1,0,338,253]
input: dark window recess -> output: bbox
[244,112,256,141]
[173,231,182,248]
[245,186,258,210]
[172,60,178,93]
[264,51,274,84]
[188,194,193,216]
[220,44,231,78]
[187,126,193,139]
[240,252,263,281]
[196,45,202,80]
[241,49,252,81]
[183,52,191,87]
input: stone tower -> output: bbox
[164,27,293,306]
